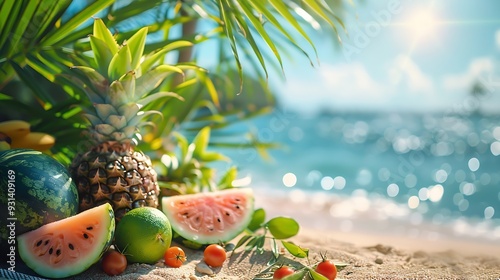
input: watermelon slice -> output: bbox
[17,203,115,279]
[161,188,254,244]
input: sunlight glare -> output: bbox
[405,9,438,40]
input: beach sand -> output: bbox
[73,227,500,280]
[72,189,500,280]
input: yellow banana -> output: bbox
[0,120,31,140]
[10,132,55,151]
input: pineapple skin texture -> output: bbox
[71,143,159,222]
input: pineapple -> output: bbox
[70,19,179,221]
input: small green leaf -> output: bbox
[141,40,193,72]
[192,126,210,159]
[271,238,279,260]
[89,35,114,76]
[217,166,238,189]
[93,18,119,55]
[172,132,189,159]
[135,65,182,95]
[138,91,183,107]
[126,27,148,70]
[335,262,349,272]
[234,234,253,251]
[267,217,300,239]
[184,143,196,163]
[247,208,266,232]
[127,111,162,128]
[255,235,266,254]
[198,71,220,107]
[308,268,329,280]
[281,241,309,258]
[245,236,260,251]
[108,44,132,81]
[282,270,307,280]
[119,70,136,100]
[200,151,229,162]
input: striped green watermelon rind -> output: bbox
[161,188,254,245]
[0,149,79,249]
[17,203,115,279]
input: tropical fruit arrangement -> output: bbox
[0,19,257,279]
[0,19,344,280]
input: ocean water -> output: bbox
[216,109,500,242]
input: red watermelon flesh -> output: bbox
[17,203,115,278]
[161,188,254,244]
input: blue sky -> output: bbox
[272,0,500,114]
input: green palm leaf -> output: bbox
[1,0,349,161]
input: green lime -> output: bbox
[114,207,172,264]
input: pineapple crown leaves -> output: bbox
[159,126,231,191]
[71,18,187,145]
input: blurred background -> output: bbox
[214,0,500,246]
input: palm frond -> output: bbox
[179,0,346,87]
[1,0,350,163]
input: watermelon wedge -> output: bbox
[161,188,254,244]
[17,203,115,279]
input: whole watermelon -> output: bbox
[0,149,79,254]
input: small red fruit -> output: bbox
[273,265,295,279]
[164,246,187,268]
[315,259,337,280]
[101,249,127,276]
[203,244,227,267]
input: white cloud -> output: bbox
[389,55,434,93]
[279,57,439,113]
[442,57,495,92]
[277,62,389,114]
[318,62,387,97]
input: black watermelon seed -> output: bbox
[56,249,61,256]
[69,244,74,250]
[36,240,42,247]
[225,212,230,216]
[217,218,221,223]
[49,248,53,255]
[235,205,240,209]
[83,233,89,239]
[44,240,49,245]
[86,226,93,230]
